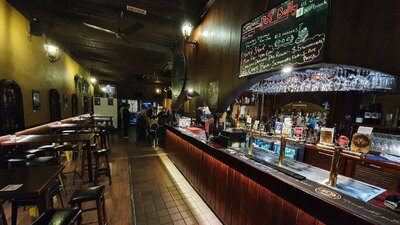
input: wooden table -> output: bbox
[0,134,96,181]
[0,165,64,215]
[48,123,105,133]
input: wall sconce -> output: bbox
[182,22,198,49]
[156,88,161,94]
[44,21,61,63]
[89,77,97,85]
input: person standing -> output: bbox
[122,104,131,138]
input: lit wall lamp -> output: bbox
[89,77,97,85]
[182,22,198,49]
[44,21,61,63]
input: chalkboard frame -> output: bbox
[238,0,331,79]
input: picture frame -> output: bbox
[107,98,113,106]
[94,97,101,106]
[32,90,41,111]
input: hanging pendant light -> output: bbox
[44,21,61,63]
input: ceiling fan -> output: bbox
[83,10,144,44]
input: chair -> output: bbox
[94,149,111,185]
[31,208,81,225]
[69,186,107,225]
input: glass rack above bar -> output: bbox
[250,65,398,94]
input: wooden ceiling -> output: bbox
[8,0,212,85]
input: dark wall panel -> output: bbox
[184,0,400,113]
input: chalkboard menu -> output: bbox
[239,0,329,78]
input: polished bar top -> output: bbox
[166,125,400,225]
[0,133,95,146]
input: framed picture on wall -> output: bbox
[108,98,113,106]
[94,97,101,106]
[32,90,41,111]
[63,94,68,109]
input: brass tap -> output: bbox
[278,136,286,167]
[248,130,254,155]
[327,146,344,187]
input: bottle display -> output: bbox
[355,105,365,124]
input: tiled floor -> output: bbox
[129,148,223,225]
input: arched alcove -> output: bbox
[0,79,25,134]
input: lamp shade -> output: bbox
[182,22,193,39]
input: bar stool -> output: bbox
[26,156,59,167]
[99,130,108,149]
[73,143,96,185]
[7,154,35,169]
[24,148,47,157]
[32,208,81,225]
[68,186,107,225]
[94,149,111,185]
[38,145,59,158]
[0,199,7,225]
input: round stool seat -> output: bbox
[38,144,55,151]
[78,129,92,133]
[62,130,76,134]
[7,158,28,168]
[69,185,105,204]
[27,156,58,167]
[32,208,81,225]
[55,144,78,152]
[94,149,109,157]
[8,158,27,163]
[25,148,46,156]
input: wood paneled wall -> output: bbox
[166,130,326,225]
[184,0,400,114]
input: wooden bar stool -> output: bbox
[0,199,7,225]
[68,186,107,225]
[94,149,111,185]
[32,208,81,225]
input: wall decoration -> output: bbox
[32,90,41,111]
[171,51,186,98]
[94,97,101,106]
[63,94,68,109]
[74,74,89,93]
[108,98,113,106]
[207,80,219,108]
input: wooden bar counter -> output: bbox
[165,125,400,225]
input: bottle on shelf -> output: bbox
[364,103,371,124]
[355,105,365,124]
[370,98,382,125]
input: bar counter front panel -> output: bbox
[165,126,400,225]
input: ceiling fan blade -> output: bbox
[83,22,117,35]
[121,22,144,36]
[120,36,132,44]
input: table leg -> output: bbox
[86,140,93,182]
[37,192,49,215]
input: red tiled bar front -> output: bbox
[165,126,400,225]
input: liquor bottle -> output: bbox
[355,105,365,124]
[370,98,382,125]
[364,103,371,124]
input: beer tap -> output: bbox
[327,146,344,187]
[278,136,286,167]
[248,129,254,156]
